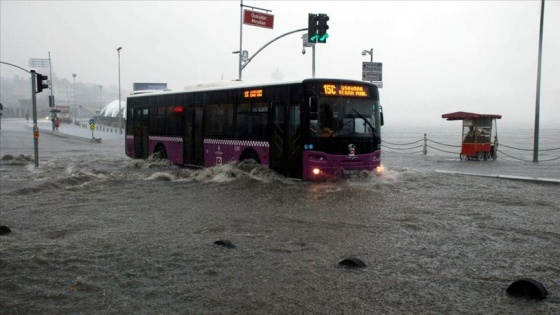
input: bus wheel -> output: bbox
[153,145,167,160]
[240,150,261,164]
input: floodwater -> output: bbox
[1,119,559,314]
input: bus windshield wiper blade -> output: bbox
[352,109,377,137]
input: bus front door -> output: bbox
[134,107,150,159]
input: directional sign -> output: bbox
[29,58,50,68]
[243,9,274,29]
[362,61,383,85]
[362,62,382,72]
[362,72,382,82]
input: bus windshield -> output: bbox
[310,97,376,138]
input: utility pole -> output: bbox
[533,0,545,163]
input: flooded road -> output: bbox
[1,119,559,314]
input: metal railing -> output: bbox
[382,133,560,163]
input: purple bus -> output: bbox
[125,78,383,180]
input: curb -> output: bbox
[26,125,102,143]
[436,170,560,185]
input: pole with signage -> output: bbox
[236,0,273,81]
[89,118,96,140]
[362,62,383,88]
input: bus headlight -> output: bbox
[312,168,321,175]
[374,164,386,176]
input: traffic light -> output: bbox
[308,13,319,43]
[317,14,329,43]
[36,73,49,93]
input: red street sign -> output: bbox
[243,9,274,29]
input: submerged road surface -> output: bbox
[1,119,559,314]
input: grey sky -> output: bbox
[1,1,558,127]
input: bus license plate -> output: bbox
[342,170,358,176]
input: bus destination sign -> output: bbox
[322,84,369,97]
[244,89,263,98]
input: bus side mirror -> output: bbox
[380,112,384,126]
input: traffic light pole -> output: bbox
[30,70,40,167]
[0,61,40,167]
[312,44,316,78]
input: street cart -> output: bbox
[442,111,502,160]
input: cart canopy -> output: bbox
[442,111,502,121]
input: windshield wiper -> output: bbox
[352,109,377,137]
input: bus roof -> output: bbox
[127,78,378,99]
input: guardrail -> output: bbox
[383,134,560,163]
[77,121,122,134]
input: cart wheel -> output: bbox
[460,154,464,161]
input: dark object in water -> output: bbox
[214,240,236,249]
[506,278,548,300]
[0,225,11,235]
[338,257,367,268]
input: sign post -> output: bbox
[236,2,273,81]
[89,118,96,140]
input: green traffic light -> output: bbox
[319,33,329,42]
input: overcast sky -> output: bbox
[1,1,559,127]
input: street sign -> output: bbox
[362,61,383,85]
[29,58,50,68]
[362,72,382,82]
[362,62,382,72]
[243,9,274,29]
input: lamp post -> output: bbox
[361,48,373,62]
[117,47,122,132]
[72,73,76,122]
[99,85,103,107]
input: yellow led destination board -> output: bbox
[322,84,369,97]
[244,89,263,98]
